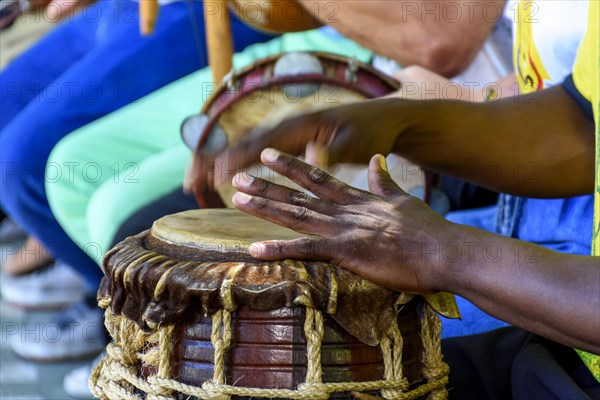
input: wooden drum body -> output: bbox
[91,209,450,399]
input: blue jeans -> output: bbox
[497,194,593,255]
[0,0,272,288]
[442,194,594,338]
[443,327,600,399]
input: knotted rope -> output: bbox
[90,300,449,399]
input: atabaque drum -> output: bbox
[90,209,451,399]
[181,51,431,209]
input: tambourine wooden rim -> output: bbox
[193,52,401,208]
[197,52,400,148]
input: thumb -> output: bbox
[368,154,405,197]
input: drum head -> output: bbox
[149,209,310,262]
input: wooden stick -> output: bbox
[204,0,234,83]
[139,0,159,36]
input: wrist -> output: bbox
[383,98,434,153]
[424,219,475,294]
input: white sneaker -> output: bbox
[0,262,87,310]
[10,300,108,362]
[64,353,104,399]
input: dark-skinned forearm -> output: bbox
[431,224,600,353]
[389,86,595,197]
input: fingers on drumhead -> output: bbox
[260,149,360,203]
[234,193,334,235]
[233,174,323,212]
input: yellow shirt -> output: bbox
[566,0,600,381]
[514,0,599,380]
[512,0,588,93]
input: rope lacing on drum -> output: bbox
[89,301,449,400]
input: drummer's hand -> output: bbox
[190,99,403,194]
[389,65,519,103]
[232,148,457,294]
[389,65,482,102]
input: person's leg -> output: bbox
[2,236,53,275]
[511,336,600,400]
[442,327,531,400]
[46,66,212,263]
[2,0,272,287]
[443,328,600,399]
[0,11,56,70]
[47,28,374,269]
[87,146,192,254]
[110,189,197,247]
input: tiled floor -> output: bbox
[1,242,95,400]
[0,303,94,399]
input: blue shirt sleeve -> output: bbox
[562,74,594,120]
